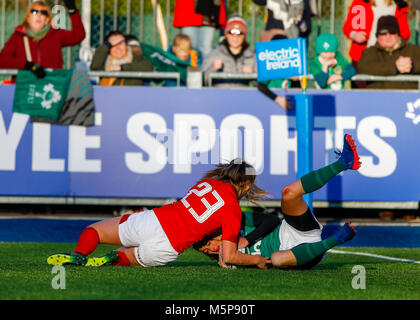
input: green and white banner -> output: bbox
[13,69,73,120]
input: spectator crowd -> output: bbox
[0,0,419,94]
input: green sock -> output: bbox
[291,237,340,266]
[300,160,346,194]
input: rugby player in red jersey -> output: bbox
[47,159,271,268]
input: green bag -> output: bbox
[30,69,95,127]
[13,69,73,120]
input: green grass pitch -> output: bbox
[1,242,419,300]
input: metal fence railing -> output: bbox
[1,69,419,90]
[87,70,181,86]
[208,73,420,89]
[0,69,181,86]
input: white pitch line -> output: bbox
[329,249,420,264]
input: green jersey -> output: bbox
[240,212,281,258]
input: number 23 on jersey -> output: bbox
[181,182,225,223]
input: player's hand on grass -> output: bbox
[256,256,271,269]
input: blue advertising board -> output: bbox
[0,85,419,202]
[255,38,307,81]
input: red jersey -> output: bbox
[172,0,227,29]
[153,179,241,254]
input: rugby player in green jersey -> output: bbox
[195,134,361,269]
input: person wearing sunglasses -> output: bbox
[202,15,256,88]
[357,15,420,90]
[343,0,411,72]
[0,0,85,80]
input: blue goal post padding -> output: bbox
[296,94,314,209]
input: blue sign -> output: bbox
[255,38,308,81]
[0,86,419,202]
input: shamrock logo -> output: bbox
[35,84,62,110]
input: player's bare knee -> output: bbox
[88,217,121,245]
[281,186,298,202]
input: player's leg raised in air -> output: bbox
[271,134,361,269]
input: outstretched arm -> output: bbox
[219,240,270,269]
[59,10,86,47]
[253,81,294,110]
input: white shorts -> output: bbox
[118,209,179,267]
[279,219,323,251]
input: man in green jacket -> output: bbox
[357,15,420,90]
[90,31,154,86]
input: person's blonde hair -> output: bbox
[200,158,270,203]
[172,33,191,48]
[21,1,52,29]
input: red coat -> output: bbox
[173,0,227,29]
[0,12,85,69]
[342,0,410,62]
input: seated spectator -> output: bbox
[357,15,420,90]
[157,33,202,87]
[169,33,202,68]
[310,33,356,90]
[0,0,85,79]
[202,15,256,88]
[343,0,411,66]
[140,41,193,87]
[90,31,153,86]
[173,0,227,59]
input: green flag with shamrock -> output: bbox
[13,69,73,120]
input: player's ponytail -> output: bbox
[200,158,270,203]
